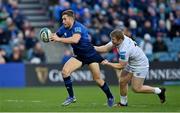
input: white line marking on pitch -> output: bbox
[31,100,41,103]
[5,99,41,103]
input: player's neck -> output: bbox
[69,20,75,29]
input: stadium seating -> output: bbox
[154,52,172,61]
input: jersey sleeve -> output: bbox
[56,26,64,37]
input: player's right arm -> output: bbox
[50,33,80,44]
[49,26,64,42]
[94,42,113,53]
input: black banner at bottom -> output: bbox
[25,64,118,86]
[25,62,180,86]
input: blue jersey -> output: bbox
[56,21,97,58]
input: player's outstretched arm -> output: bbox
[94,42,113,53]
[50,33,81,44]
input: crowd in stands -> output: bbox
[0,0,180,64]
[50,0,180,63]
[0,0,46,64]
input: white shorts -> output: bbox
[124,65,149,78]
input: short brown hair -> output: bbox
[110,29,124,40]
[62,9,75,19]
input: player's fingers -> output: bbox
[49,37,54,42]
[101,60,107,65]
[104,59,108,62]
[51,33,55,37]
[50,33,55,39]
[104,60,110,65]
[100,61,105,65]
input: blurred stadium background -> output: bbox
[0,0,180,112]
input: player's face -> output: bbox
[111,37,123,46]
[62,15,73,28]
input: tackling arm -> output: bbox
[94,42,113,53]
[102,60,128,70]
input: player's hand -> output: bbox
[94,46,98,51]
[50,33,60,42]
[101,59,109,65]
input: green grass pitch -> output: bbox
[0,85,180,112]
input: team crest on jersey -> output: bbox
[75,27,81,32]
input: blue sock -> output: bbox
[63,76,74,97]
[100,82,113,99]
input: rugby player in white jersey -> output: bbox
[95,29,166,106]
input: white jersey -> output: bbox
[109,35,149,72]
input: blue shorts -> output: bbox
[74,53,104,65]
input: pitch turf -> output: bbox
[0,85,180,112]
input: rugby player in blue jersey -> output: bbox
[49,9,114,107]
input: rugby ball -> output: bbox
[39,28,51,43]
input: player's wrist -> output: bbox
[57,37,62,42]
[106,62,112,66]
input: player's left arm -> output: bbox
[102,60,127,69]
[102,48,129,69]
[50,33,81,44]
